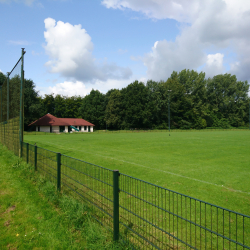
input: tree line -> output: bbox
[1,69,249,130]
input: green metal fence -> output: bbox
[20,140,250,249]
[0,49,25,156]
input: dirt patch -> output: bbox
[4,220,11,227]
[4,205,16,214]
[7,244,17,250]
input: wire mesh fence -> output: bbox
[19,140,250,249]
[0,49,25,156]
[61,154,114,228]
[119,174,250,249]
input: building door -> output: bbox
[88,126,90,132]
[68,126,72,132]
[50,126,52,133]
[59,126,65,132]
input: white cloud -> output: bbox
[102,0,201,23]
[203,53,225,78]
[143,29,206,81]
[48,81,94,97]
[44,77,135,97]
[103,0,250,81]
[44,18,132,83]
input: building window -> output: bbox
[79,126,81,131]
[38,126,40,132]
[84,126,87,131]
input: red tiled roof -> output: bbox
[29,114,95,126]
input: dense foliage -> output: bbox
[2,69,248,130]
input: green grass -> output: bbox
[0,143,128,250]
[24,130,250,216]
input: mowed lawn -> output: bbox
[24,130,250,216]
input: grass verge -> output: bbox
[0,143,127,250]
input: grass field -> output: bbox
[24,130,250,216]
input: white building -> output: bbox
[29,113,94,133]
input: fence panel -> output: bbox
[28,143,35,166]
[0,50,25,156]
[36,146,57,184]
[119,174,250,249]
[60,155,114,228]
[21,141,27,161]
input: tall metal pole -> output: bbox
[168,90,171,135]
[19,48,25,157]
[7,72,10,121]
[0,85,2,123]
[168,95,170,132]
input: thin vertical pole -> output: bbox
[34,145,37,171]
[19,48,25,157]
[168,90,171,134]
[0,86,2,143]
[7,72,9,121]
[57,152,61,191]
[168,95,170,132]
[26,143,29,163]
[0,86,2,122]
[113,170,120,241]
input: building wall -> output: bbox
[40,126,50,132]
[36,125,93,133]
[52,126,59,133]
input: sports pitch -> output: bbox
[24,130,250,216]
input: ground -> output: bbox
[24,130,250,216]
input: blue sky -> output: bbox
[1,0,250,97]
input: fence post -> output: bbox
[34,145,37,171]
[7,72,9,121]
[26,143,29,163]
[19,48,25,158]
[20,141,23,158]
[0,85,2,123]
[57,153,61,191]
[113,170,120,241]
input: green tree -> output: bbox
[0,72,6,86]
[79,90,105,129]
[24,79,44,130]
[105,89,123,129]
[165,69,208,129]
[64,96,82,118]
[206,74,249,127]
[146,80,168,128]
[42,94,55,115]
[120,81,152,129]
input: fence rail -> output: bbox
[20,141,250,249]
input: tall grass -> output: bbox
[0,143,128,249]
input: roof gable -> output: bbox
[29,114,94,126]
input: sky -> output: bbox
[1,0,250,97]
